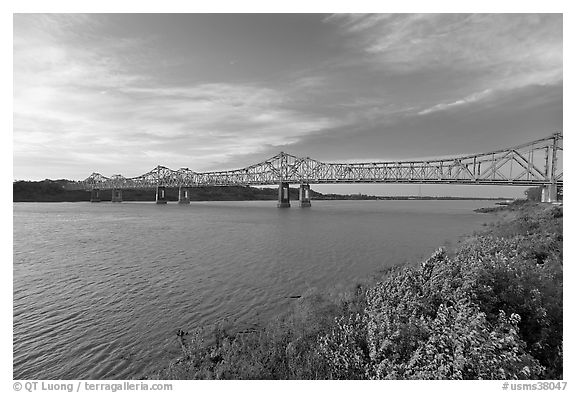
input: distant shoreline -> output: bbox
[13,179,511,203]
[13,197,508,202]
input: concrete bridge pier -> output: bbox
[178,186,190,204]
[111,189,123,203]
[299,184,311,207]
[541,184,558,203]
[156,186,168,204]
[277,182,290,208]
[90,189,101,202]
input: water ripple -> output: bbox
[13,200,496,379]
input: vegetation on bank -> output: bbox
[14,180,506,202]
[13,180,317,202]
[13,180,91,202]
[473,198,539,213]
[150,200,562,380]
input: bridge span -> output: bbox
[75,133,563,206]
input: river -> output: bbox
[13,200,498,379]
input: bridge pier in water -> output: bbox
[299,184,311,207]
[90,189,101,203]
[277,182,290,208]
[156,186,167,204]
[178,186,190,204]
[111,189,122,203]
[541,184,558,203]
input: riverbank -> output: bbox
[148,200,562,380]
[13,179,509,202]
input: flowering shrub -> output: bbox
[362,254,544,379]
[317,313,368,379]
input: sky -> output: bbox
[13,13,563,197]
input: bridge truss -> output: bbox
[75,133,562,191]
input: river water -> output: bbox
[13,200,497,379]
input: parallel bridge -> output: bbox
[74,133,563,206]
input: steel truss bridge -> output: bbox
[75,133,563,204]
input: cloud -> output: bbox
[320,13,563,134]
[418,88,494,115]
[327,14,562,88]
[13,15,343,178]
[323,14,395,33]
[13,14,563,182]
[15,78,342,176]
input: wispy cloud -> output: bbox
[13,14,562,185]
[418,88,494,115]
[327,14,562,89]
[13,15,343,178]
[320,12,563,135]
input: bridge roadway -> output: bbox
[75,133,563,206]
